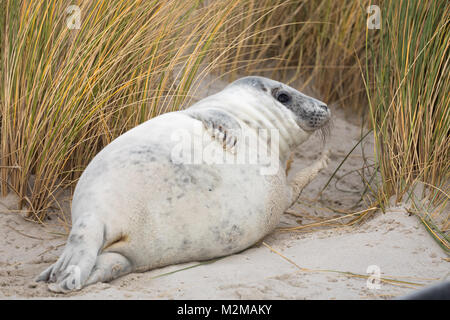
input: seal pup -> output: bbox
[37,76,331,292]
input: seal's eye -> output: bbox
[277,92,291,103]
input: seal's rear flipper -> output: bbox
[187,109,241,153]
[36,214,104,293]
[85,252,132,285]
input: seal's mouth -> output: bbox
[294,99,331,133]
[299,110,331,133]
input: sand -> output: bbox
[0,76,448,299]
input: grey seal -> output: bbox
[37,76,331,292]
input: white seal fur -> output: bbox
[37,76,331,292]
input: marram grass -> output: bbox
[365,0,449,235]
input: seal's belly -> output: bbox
[72,112,288,268]
[104,162,285,268]
[139,163,279,268]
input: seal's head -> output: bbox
[228,76,331,132]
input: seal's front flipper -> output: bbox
[288,149,330,206]
[188,109,241,153]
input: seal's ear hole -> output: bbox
[276,91,291,104]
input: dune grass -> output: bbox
[209,0,371,110]
[364,0,449,241]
